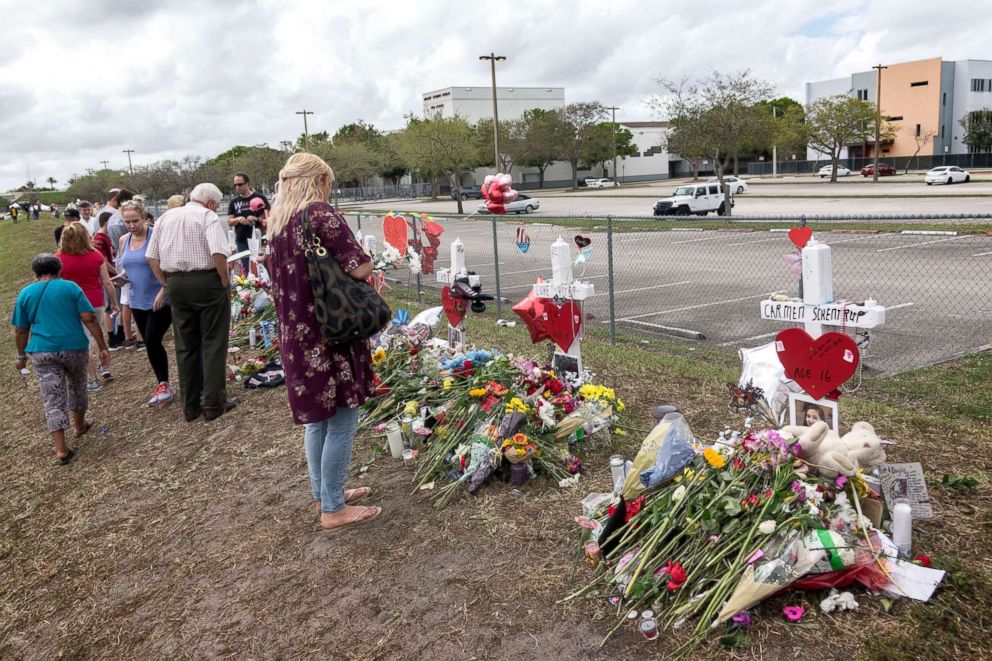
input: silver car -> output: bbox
[476,194,540,214]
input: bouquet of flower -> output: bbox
[502,433,538,463]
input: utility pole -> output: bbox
[479,53,506,169]
[772,106,778,178]
[605,105,619,181]
[122,149,135,177]
[100,160,110,171]
[296,109,314,150]
[872,63,887,183]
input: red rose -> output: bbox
[914,554,932,568]
[665,561,687,591]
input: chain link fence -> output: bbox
[344,212,992,376]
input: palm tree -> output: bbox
[46,176,57,190]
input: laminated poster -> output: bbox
[879,462,932,519]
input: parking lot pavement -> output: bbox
[350,181,992,218]
[350,214,992,374]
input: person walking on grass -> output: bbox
[118,200,173,406]
[57,223,119,391]
[267,153,381,532]
[12,254,111,465]
[146,183,236,422]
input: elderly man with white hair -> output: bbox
[146,183,237,422]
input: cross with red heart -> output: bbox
[441,286,467,327]
[788,226,813,250]
[775,328,859,400]
[544,300,582,352]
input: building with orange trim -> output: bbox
[806,57,992,159]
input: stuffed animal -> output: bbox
[781,421,886,478]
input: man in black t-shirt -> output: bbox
[227,172,269,271]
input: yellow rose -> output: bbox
[703,448,726,470]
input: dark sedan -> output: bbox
[861,163,896,177]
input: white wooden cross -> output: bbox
[436,237,471,349]
[532,236,595,381]
[759,237,886,340]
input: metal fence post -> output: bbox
[357,213,362,231]
[607,214,617,346]
[491,215,503,317]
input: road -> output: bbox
[347,214,992,374]
[346,176,992,218]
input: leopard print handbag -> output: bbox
[299,204,390,345]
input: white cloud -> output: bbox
[0,0,989,191]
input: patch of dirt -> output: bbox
[1,340,989,660]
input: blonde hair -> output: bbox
[120,199,147,220]
[167,194,185,209]
[59,222,94,255]
[268,153,334,237]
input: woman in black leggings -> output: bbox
[118,201,175,406]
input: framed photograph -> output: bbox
[788,393,839,431]
[447,325,465,351]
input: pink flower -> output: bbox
[732,611,753,629]
[783,605,805,622]
[835,475,849,490]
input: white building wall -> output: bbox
[950,60,992,154]
[422,87,565,122]
[805,76,858,160]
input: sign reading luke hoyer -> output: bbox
[760,299,886,329]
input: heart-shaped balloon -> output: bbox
[383,213,408,253]
[788,226,813,250]
[512,287,550,343]
[574,235,591,248]
[775,328,859,400]
[544,300,582,351]
[503,189,518,203]
[441,286,467,328]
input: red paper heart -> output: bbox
[383,213,408,253]
[544,300,582,352]
[775,328,860,400]
[788,226,813,250]
[441,286,467,327]
[574,235,591,248]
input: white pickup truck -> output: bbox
[652,182,733,216]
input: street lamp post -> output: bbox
[872,63,887,183]
[479,53,506,169]
[122,149,135,177]
[296,109,314,151]
[605,105,619,181]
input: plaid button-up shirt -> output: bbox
[146,202,231,273]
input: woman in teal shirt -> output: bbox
[12,254,111,465]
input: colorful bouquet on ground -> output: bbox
[562,427,885,656]
[502,433,538,463]
[228,274,279,378]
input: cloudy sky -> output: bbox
[2,0,990,192]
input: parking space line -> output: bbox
[617,290,786,321]
[974,251,992,257]
[886,302,915,311]
[727,236,788,247]
[591,280,692,297]
[499,274,609,293]
[876,236,966,252]
[671,235,735,245]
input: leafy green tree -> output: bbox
[393,115,481,213]
[518,109,559,188]
[805,94,890,182]
[474,117,527,173]
[46,177,57,190]
[655,72,775,212]
[550,102,606,190]
[580,122,638,177]
[960,109,992,153]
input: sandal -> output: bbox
[57,448,77,466]
[314,488,373,514]
[320,505,382,531]
[74,420,94,438]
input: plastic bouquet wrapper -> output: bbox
[791,528,890,592]
[621,412,695,501]
[714,531,824,627]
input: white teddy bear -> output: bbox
[781,421,887,478]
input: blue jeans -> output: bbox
[304,407,362,513]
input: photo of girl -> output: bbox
[788,394,839,431]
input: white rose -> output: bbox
[672,485,687,503]
[759,520,777,535]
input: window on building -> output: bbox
[916,124,922,137]
[910,81,929,87]
[971,78,987,92]
[886,115,904,121]
[856,89,869,101]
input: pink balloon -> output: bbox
[483,175,496,186]
[504,189,518,203]
[497,173,512,187]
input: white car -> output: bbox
[925,166,970,185]
[706,176,748,194]
[653,182,733,216]
[587,178,619,189]
[818,165,851,178]
[476,194,540,214]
